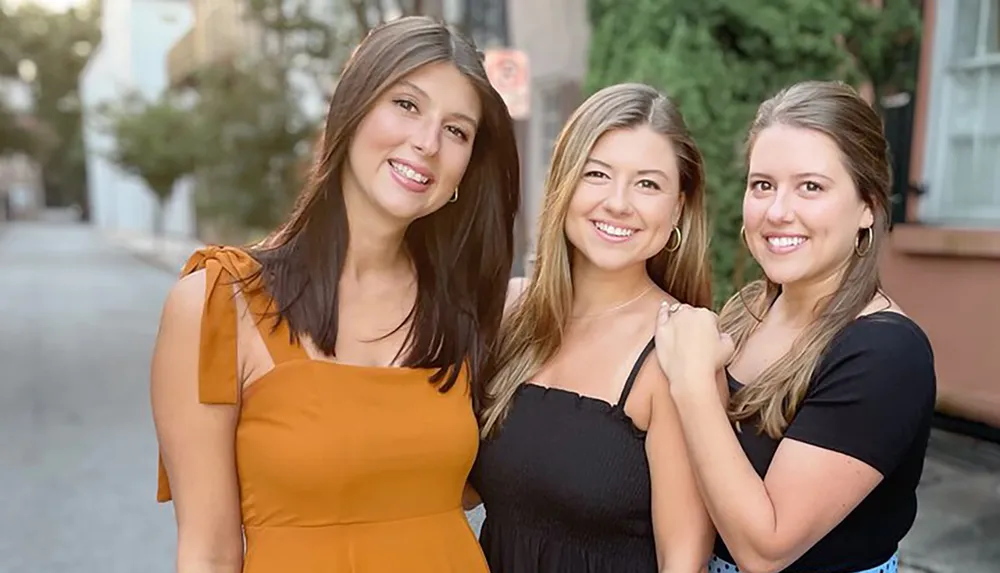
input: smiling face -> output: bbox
[342,61,481,228]
[743,124,874,289]
[564,125,684,274]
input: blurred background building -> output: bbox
[80,0,194,236]
[882,0,1000,432]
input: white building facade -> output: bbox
[80,0,195,236]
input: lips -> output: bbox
[387,158,434,193]
[592,220,638,242]
[763,234,808,254]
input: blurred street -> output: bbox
[0,219,175,572]
[1,218,997,573]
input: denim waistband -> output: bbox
[708,553,898,573]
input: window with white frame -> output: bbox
[922,0,1000,226]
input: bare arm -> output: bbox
[670,382,882,573]
[647,368,715,573]
[151,271,244,573]
[462,483,482,510]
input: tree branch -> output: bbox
[347,0,370,35]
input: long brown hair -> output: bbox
[719,80,892,438]
[479,83,712,438]
[244,16,520,408]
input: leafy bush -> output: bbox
[99,92,200,236]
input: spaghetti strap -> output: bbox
[616,337,656,409]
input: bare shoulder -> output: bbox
[654,289,682,309]
[161,269,208,321]
[153,270,210,398]
[859,292,906,319]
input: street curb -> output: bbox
[899,560,943,573]
[900,546,969,573]
[128,248,187,275]
[102,231,203,276]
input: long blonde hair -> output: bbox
[479,83,712,438]
[719,81,892,439]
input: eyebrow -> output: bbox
[398,80,480,128]
[748,171,835,183]
[587,157,670,179]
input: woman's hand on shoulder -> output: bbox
[653,302,734,394]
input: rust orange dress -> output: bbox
[156,247,488,573]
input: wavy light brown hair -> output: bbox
[719,80,892,438]
[243,16,520,408]
[480,83,712,438]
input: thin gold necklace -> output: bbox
[571,284,654,320]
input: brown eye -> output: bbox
[446,125,469,141]
[393,99,417,112]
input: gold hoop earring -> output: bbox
[855,226,874,257]
[449,188,459,203]
[740,225,748,248]
[664,226,682,253]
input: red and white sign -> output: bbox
[484,49,530,120]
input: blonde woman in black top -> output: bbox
[468,83,717,573]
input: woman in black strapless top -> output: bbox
[467,83,717,573]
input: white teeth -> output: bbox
[389,161,429,184]
[767,236,806,248]
[594,221,635,238]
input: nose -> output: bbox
[764,188,795,224]
[602,180,632,216]
[410,117,441,157]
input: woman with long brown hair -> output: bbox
[150,16,519,573]
[654,81,935,573]
[468,83,716,573]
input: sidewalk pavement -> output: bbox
[108,228,1000,573]
[103,228,205,274]
[899,429,1000,573]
